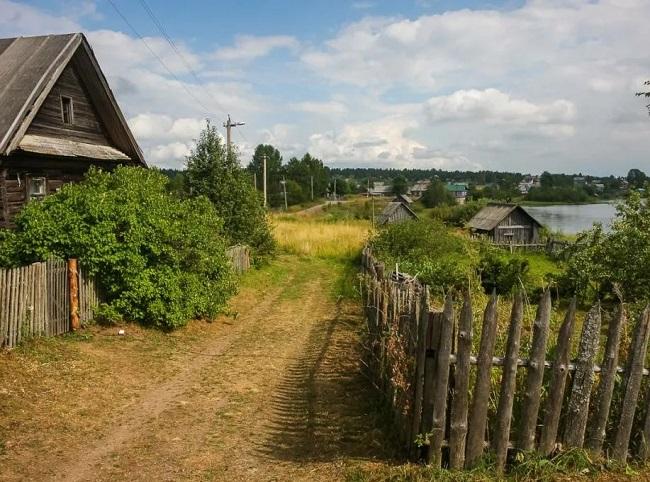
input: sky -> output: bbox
[1,0,649,176]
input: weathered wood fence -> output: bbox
[362,246,650,471]
[0,259,99,349]
[227,244,251,274]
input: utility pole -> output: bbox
[281,177,288,210]
[253,172,257,191]
[223,114,245,155]
[310,175,314,201]
[334,178,337,200]
[367,178,370,197]
[262,154,268,207]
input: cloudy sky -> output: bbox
[2,0,649,175]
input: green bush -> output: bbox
[371,220,479,291]
[0,166,236,329]
[478,244,530,295]
[429,201,484,227]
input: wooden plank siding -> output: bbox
[491,208,540,244]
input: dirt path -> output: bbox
[294,200,350,216]
[0,256,392,481]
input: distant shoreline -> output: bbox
[518,199,620,207]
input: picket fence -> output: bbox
[361,246,650,471]
[0,259,99,349]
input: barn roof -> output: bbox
[393,193,413,204]
[378,201,418,225]
[467,203,542,231]
[0,33,145,165]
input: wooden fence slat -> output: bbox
[494,293,524,473]
[539,296,577,455]
[586,303,625,453]
[465,291,498,468]
[0,268,6,347]
[427,294,454,466]
[519,290,552,452]
[409,287,430,460]
[613,307,650,461]
[564,302,602,448]
[449,290,473,469]
[10,268,17,347]
[421,311,439,446]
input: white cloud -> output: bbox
[0,0,80,36]
[146,142,192,168]
[290,100,348,115]
[424,89,576,125]
[213,35,298,61]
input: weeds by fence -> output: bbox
[361,246,650,472]
[0,259,99,349]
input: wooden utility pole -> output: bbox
[334,178,337,200]
[262,154,268,207]
[310,175,314,201]
[281,177,288,210]
[223,115,245,155]
[253,172,257,190]
[68,259,79,331]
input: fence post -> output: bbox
[68,258,80,331]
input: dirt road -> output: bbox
[0,256,392,481]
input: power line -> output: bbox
[135,0,230,117]
[105,0,217,120]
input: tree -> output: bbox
[392,175,409,195]
[186,122,275,256]
[422,179,455,208]
[627,168,647,189]
[248,144,283,207]
[285,152,330,200]
[283,179,306,206]
[637,80,650,115]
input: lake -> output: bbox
[524,202,619,235]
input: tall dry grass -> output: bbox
[272,216,370,259]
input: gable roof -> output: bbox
[446,182,468,192]
[467,203,542,231]
[0,33,145,165]
[378,201,418,224]
[393,193,413,204]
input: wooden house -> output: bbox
[393,193,413,204]
[377,201,418,226]
[446,182,469,204]
[0,33,145,228]
[467,203,543,245]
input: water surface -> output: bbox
[524,203,618,235]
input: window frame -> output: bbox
[60,95,74,125]
[27,176,47,200]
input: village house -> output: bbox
[0,33,145,228]
[368,181,392,196]
[446,182,469,204]
[393,193,413,204]
[409,180,430,198]
[467,203,543,245]
[377,201,418,226]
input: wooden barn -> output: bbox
[393,193,413,204]
[467,203,543,245]
[377,201,418,226]
[0,33,145,228]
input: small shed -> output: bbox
[377,202,418,226]
[393,193,413,204]
[467,203,543,245]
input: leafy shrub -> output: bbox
[371,220,479,291]
[429,201,484,227]
[478,244,530,295]
[0,166,236,329]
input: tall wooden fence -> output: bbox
[227,245,251,274]
[0,259,99,349]
[361,246,650,471]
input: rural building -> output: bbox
[467,203,543,245]
[446,182,469,204]
[0,33,145,228]
[377,201,418,226]
[393,193,413,204]
[368,182,392,196]
[409,180,430,198]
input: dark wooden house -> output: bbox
[377,201,418,226]
[467,203,543,245]
[0,33,145,228]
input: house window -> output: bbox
[61,96,74,125]
[28,177,47,200]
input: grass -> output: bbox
[272,215,371,259]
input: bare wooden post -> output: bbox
[564,302,602,448]
[409,287,430,460]
[519,290,552,452]
[421,310,440,458]
[613,307,650,461]
[449,290,473,469]
[586,303,625,454]
[68,258,80,331]
[427,293,454,466]
[494,293,524,473]
[539,297,577,455]
[465,292,498,468]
